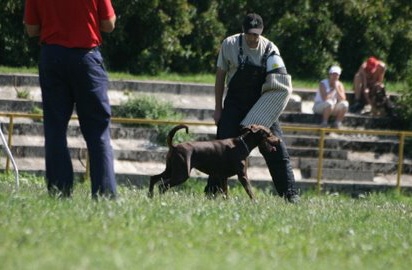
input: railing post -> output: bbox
[396,132,405,193]
[316,129,326,194]
[5,115,14,173]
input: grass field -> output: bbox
[1,173,411,270]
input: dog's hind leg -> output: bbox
[162,155,191,190]
[158,178,172,194]
[166,170,190,190]
[149,167,171,197]
[157,169,190,195]
[158,173,188,194]
[148,174,162,198]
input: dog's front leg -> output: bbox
[148,175,161,198]
[220,178,229,199]
[237,172,255,200]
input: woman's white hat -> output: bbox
[329,65,342,75]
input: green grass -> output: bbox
[1,65,405,92]
[0,65,216,84]
[1,173,411,270]
[0,66,38,74]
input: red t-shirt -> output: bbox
[24,0,115,48]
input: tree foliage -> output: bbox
[1,0,412,82]
[0,0,38,67]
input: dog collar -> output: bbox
[239,136,250,153]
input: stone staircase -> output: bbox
[1,73,411,192]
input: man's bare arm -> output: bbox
[214,68,226,111]
[25,24,40,37]
[213,68,226,124]
[377,63,386,83]
[100,16,116,33]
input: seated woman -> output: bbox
[312,65,349,129]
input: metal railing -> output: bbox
[1,112,412,193]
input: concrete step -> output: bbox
[1,73,410,186]
[0,98,399,130]
[3,132,412,181]
[4,122,404,157]
[0,156,276,185]
[0,86,302,115]
[4,139,348,164]
[3,122,410,158]
[279,112,401,129]
[0,73,400,101]
[298,157,411,180]
[3,126,408,159]
[3,156,412,190]
[284,133,400,153]
[307,168,375,181]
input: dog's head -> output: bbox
[371,84,389,117]
[372,84,387,106]
[241,124,281,152]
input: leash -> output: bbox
[239,136,250,154]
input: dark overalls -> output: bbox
[39,44,117,198]
[205,35,297,197]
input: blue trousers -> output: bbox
[39,44,116,198]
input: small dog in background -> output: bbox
[148,124,281,200]
[371,84,394,117]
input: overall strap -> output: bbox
[261,42,272,71]
[238,34,247,70]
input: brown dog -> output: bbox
[370,84,391,116]
[148,124,281,200]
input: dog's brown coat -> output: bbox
[148,124,281,200]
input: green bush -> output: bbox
[113,95,193,145]
[103,0,196,74]
[394,62,412,131]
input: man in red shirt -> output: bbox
[350,56,386,113]
[24,0,117,199]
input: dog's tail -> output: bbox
[167,124,189,148]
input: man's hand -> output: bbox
[213,109,222,125]
[25,24,40,37]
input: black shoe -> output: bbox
[286,193,300,203]
[349,102,364,113]
[48,185,71,199]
